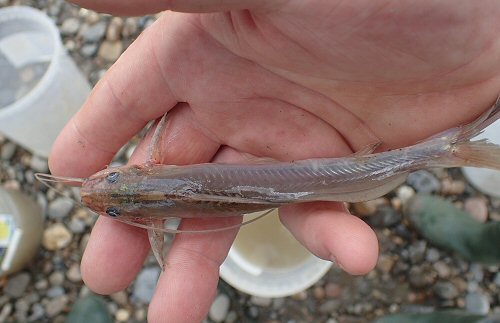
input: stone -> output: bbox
[370,206,402,228]
[465,292,490,315]
[42,224,73,250]
[464,197,488,223]
[426,248,441,262]
[115,308,130,322]
[0,303,12,322]
[441,178,466,195]
[122,17,138,38]
[110,291,128,306]
[225,310,238,323]
[67,263,82,282]
[82,21,107,43]
[132,267,160,303]
[325,283,342,298]
[4,272,31,297]
[106,17,123,41]
[1,142,16,160]
[377,254,396,274]
[406,170,440,193]
[80,43,98,57]
[396,185,415,205]
[434,281,459,300]
[35,279,49,290]
[408,241,427,264]
[46,286,65,298]
[98,40,123,62]
[209,294,230,322]
[409,266,436,289]
[28,303,45,322]
[250,296,272,307]
[49,271,65,286]
[61,17,80,36]
[48,197,74,219]
[30,155,49,173]
[313,286,326,300]
[352,198,388,217]
[68,217,86,233]
[433,261,452,279]
[319,300,341,314]
[45,295,68,317]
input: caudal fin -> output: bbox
[451,94,500,169]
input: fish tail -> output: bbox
[447,94,500,169]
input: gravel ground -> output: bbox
[1,1,500,322]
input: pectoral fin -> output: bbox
[147,220,166,270]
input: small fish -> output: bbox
[37,96,500,268]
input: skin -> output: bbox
[50,1,500,322]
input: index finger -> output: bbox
[49,20,177,177]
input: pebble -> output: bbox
[68,216,86,233]
[441,178,466,195]
[250,296,272,307]
[313,286,326,300]
[80,43,98,57]
[0,303,12,322]
[406,170,440,193]
[49,271,65,286]
[408,241,427,264]
[434,281,459,299]
[319,300,340,314]
[66,263,82,282]
[106,17,123,41]
[122,17,138,38]
[115,308,130,322]
[35,279,49,290]
[426,248,441,262]
[409,266,436,288]
[30,155,48,173]
[396,185,415,205]
[209,294,230,322]
[352,198,388,217]
[377,254,396,274]
[48,197,74,219]
[135,307,147,321]
[28,303,45,322]
[98,40,123,62]
[61,17,80,36]
[82,21,107,43]
[466,292,490,314]
[111,291,128,306]
[464,197,488,223]
[42,223,73,250]
[325,283,342,298]
[1,142,16,160]
[132,267,160,303]
[4,272,31,298]
[44,295,68,317]
[46,286,65,298]
[371,206,402,227]
[494,272,500,287]
[433,261,452,279]
[225,310,238,323]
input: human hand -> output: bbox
[50,1,500,321]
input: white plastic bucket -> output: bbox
[0,6,90,157]
[220,210,332,298]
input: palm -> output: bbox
[51,1,500,322]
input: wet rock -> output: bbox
[48,197,74,219]
[209,294,230,322]
[132,267,160,303]
[4,272,31,297]
[82,21,107,43]
[61,17,80,36]
[406,170,440,194]
[466,292,490,315]
[434,281,459,300]
[98,40,123,62]
[405,195,500,265]
[42,223,73,250]
[464,197,489,223]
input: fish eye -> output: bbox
[106,172,119,184]
[105,207,120,217]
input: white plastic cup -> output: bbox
[220,210,332,298]
[462,120,500,198]
[0,6,90,158]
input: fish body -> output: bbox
[80,97,500,226]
